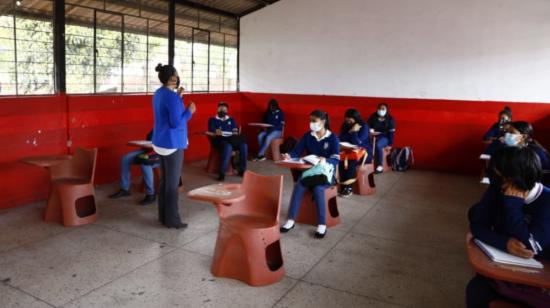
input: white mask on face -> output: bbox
[310,121,323,132]
[504,133,521,147]
[377,109,387,117]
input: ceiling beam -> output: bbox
[238,0,279,17]
[174,0,237,19]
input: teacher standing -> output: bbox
[152,63,196,229]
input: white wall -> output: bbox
[240,0,550,102]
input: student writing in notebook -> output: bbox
[280,110,340,238]
[207,102,248,181]
[367,103,395,173]
[338,108,372,197]
[466,146,550,307]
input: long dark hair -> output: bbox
[310,109,330,130]
[509,121,548,154]
[341,108,364,132]
[263,99,281,119]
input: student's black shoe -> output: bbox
[280,225,294,233]
[109,189,130,199]
[167,222,188,229]
[254,155,266,162]
[139,194,156,205]
[217,174,225,181]
[340,187,353,198]
[375,166,384,174]
[314,230,326,239]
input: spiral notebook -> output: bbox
[474,239,543,269]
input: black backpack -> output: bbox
[280,137,298,154]
[389,147,414,172]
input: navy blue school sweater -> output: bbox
[530,145,550,171]
[469,185,550,260]
[339,124,371,149]
[367,113,395,145]
[208,116,238,134]
[289,130,341,168]
[483,122,505,141]
[263,109,285,132]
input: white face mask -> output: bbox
[377,109,387,117]
[310,121,323,132]
[504,132,521,147]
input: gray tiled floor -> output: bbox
[0,160,482,308]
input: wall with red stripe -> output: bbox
[241,92,550,175]
[0,92,241,209]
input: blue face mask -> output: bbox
[504,132,520,147]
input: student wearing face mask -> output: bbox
[338,108,372,197]
[466,146,550,307]
[254,99,285,161]
[502,121,549,171]
[152,63,196,229]
[280,110,340,238]
[483,107,512,155]
[367,103,396,173]
[207,102,248,181]
[484,107,512,142]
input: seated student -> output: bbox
[467,146,550,308]
[109,129,158,205]
[254,99,285,161]
[504,121,550,171]
[207,102,248,181]
[338,108,372,197]
[483,106,512,154]
[367,103,396,173]
[280,110,340,239]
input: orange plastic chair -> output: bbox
[211,171,285,286]
[382,147,392,173]
[205,136,236,175]
[296,185,341,227]
[45,147,98,227]
[265,125,284,161]
[489,300,526,308]
[353,154,376,195]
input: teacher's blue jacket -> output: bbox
[152,87,192,149]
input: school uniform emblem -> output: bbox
[324,142,329,149]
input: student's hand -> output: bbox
[507,238,535,259]
[177,87,184,96]
[318,157,326,164]
[502,183,529,199]
[188,102,196,114]
[282,153,291,160]
[350,123,361,133]
[215,129,222,136]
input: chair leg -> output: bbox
[44,187,62,223]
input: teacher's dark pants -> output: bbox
[158,149,183,227]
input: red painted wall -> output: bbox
[0,92,241,209]
[241,92,550,175]
[2,90,550,209]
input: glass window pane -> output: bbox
[192,29,208,92]
[224,35,238,91]
[123,16,148,93]
[175,25,192,91]
[0,14,16,95]
[147,21,168,92]
[95,11,122,93]
[209,32,224,92]
[66,5,94,94]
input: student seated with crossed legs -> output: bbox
[109,129,158,205]
[367,103,395,174]
[466,146,550,308]
[280,110,340,239]
[254,99,285,161]
[207,102,248,181]
[338,108,372,197]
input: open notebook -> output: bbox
[281,155,320,165]
[474,239,544,269]
[340,142,358,150]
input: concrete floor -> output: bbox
[0,160,483,308]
